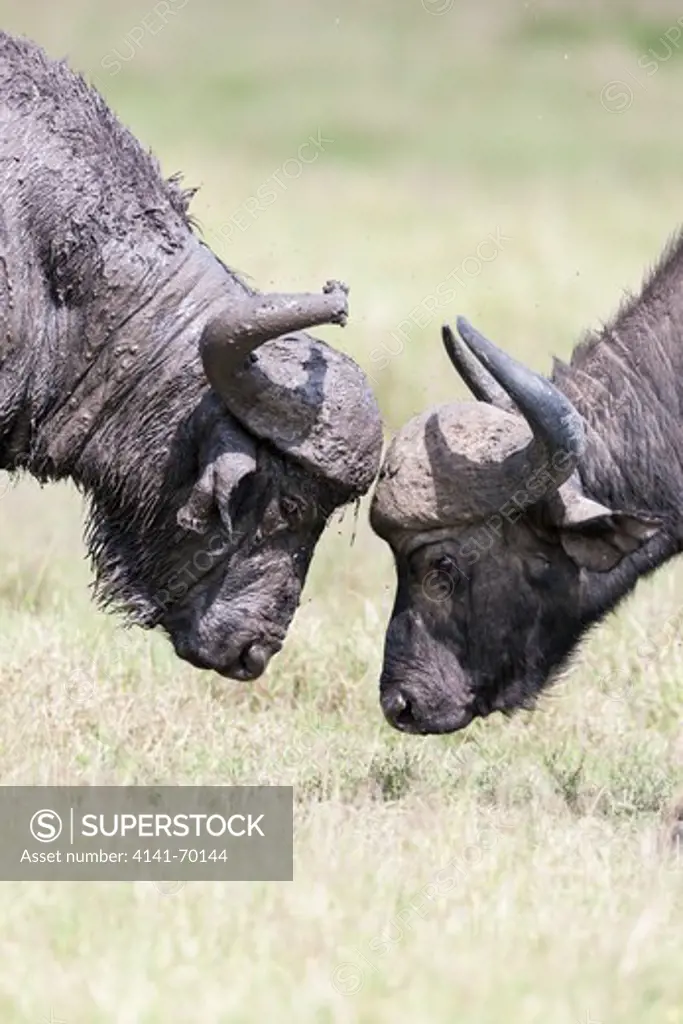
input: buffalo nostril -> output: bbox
[382,689,420,732]
[238,643,270,680]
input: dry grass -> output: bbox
[0,1,682,1021]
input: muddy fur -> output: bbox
[0,31,379,678]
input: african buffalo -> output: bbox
[0,32,382,679]
[371,236,683,734]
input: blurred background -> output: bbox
[1,2,683,1021]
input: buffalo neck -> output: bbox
[552,238,683,611]
[553,234,683,527]
[0,233,243,512]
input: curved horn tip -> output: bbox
[441,320,514,410]
[441,322,464,368]
[454,313,485,350]
[441,322,456,350]
[452,313,585,484]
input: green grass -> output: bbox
[0,0,682,1020]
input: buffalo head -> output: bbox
[370,318,660,733]
[85,280,382,681]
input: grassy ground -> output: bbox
[0,0,682,1020]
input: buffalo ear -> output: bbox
[559,512,660,572]
[548,485,660,572]
[177,422,257,536]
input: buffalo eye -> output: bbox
[526,553,553,583]
[279,495,308,525]
[430,555,457,575]
[422,554,463,603]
